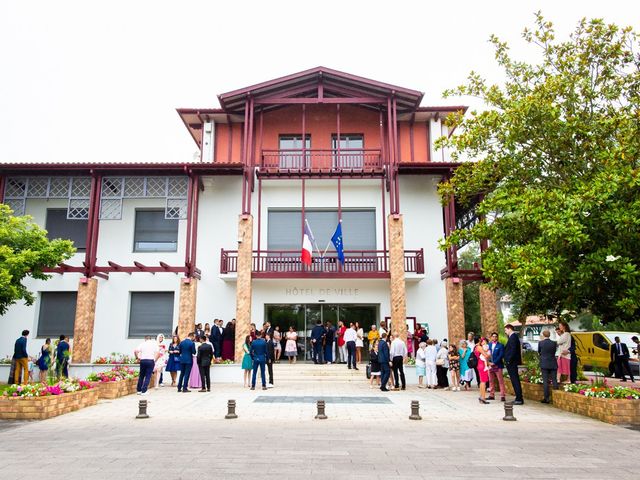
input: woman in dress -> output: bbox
[222,321,235,361]
[369,340,381,388]
[249,323,257,341]
[355,322,364,364]
[448,344,461,391]
[415,341,427,388]
[153,334,167,389]
[436,341,450,390]
[36,338,52,383]
[556,321,572,383]
[165,335,181,386]
[424,340,438,388]
[204,323,211,339]
[241,335,253,387]
[189,335,202,390]
[285,326,298,364]
[273,326,282,363]
[458,340,473,390]
[475,337,492,404]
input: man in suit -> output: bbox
[56,334,70,379]
[611,336,635,382]
[210,319,223,361]
[13,330,29,384]
[488,332,506,401]
[324,322,335,364]
[265,332,275,388]
[378,333,391,391]
[250,331,268,390]
[538,329,559,403]
[197,339,214,392]
[569,334,578,384]
[504,324,524,405]
[177,333,196,392]
[310,320,325,364]
[263,321,274,338]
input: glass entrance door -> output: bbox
[265,304,378,362]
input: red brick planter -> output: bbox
[89,378,138,399]
[505,377,549,402]
[0,388,99,420]
[552,390,640,426]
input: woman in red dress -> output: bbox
[475,337,492,404]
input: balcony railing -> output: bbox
[220,249,424,278]
[260,149,382,172]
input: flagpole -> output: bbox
[305,218,322,258]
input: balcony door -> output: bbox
[279,134,311,169]
[332,134,364,169]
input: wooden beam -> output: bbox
[255,97,386,105]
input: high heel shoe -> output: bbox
[478,398,489,404]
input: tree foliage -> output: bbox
[0,204,76,314]
[439,14,640,324]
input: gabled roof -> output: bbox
[217,66,424,114]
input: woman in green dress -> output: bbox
[241,335,253,388]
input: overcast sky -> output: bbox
[0,0,637,164]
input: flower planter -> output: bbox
[0,388,98,420]
[505,377,549,402]
[552,390,640,426]
[89,378,139,399]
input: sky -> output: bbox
[0,0,638,164]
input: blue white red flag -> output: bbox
[301,220,316,266]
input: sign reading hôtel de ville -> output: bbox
[285,287,360,297]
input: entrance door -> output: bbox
[265,304,378,362]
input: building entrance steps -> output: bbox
[271,363,366,382]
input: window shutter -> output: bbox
[129,292,175,338]
[38,292,77,338]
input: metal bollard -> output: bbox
[136,399,149,419]
[315,400,327,420]
[503,402,517,421]
[225,399,238,419]
[409,400,422,420]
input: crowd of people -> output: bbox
[8,330,71,385]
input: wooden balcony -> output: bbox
[220,249,424,278]
[258,149,383,177]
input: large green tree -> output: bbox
[0,204,76,314]
[439,14,640,324]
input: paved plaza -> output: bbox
[1,370,638,479]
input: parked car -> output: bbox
[572,331,640,376]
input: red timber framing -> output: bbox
[0,163,240,281]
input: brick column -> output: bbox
[177,278,198,341]
[445,277,465,346]
[234,214,253,362]
[388,214,407,342]
[479,284,499,337]
[71,277,98,364]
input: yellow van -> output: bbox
[572,331,640,375]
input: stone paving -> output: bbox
[0,374,638,479]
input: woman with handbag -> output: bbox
[458,340,473,390]
[436,341,450,389]
[368,340,381,388]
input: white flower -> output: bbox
[605,255,620,262]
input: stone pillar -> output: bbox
[388,214,407,342]
[72,277,98,364]
[479,284,499,337]
[234,214,253,362]
[445,277,465,346]
[177,278,198,341]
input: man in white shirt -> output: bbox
[134,336,160,395]
[390,332,408,390]
[343,323,358,370]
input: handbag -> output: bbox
[467,353,478,369]
[366,364,371,379]
[436,358,445,366]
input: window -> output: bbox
[267,209,376,252]
[133,210,178,252]
[45,209,88,252]
[593,333,609,351]
[332,134,364,168]
[278,134,311,168]
[129,292,175,338]
[37,292,77,338]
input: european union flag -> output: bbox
[331,221,345,265]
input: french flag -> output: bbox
[301,220,315,266]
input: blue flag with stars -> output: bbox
[331,221,345,265]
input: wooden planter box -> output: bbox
[0,388,99,420]
[552,390,640,426]
[89,378,138,399]
[505,377,549,402]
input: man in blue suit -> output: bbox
[310,320,325,364]
[378,333,391,391]
[250,331,268,390]
[177,332,196,393]
[488,332,506,401]
[504,324,524,404]
[210,319,223,360]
